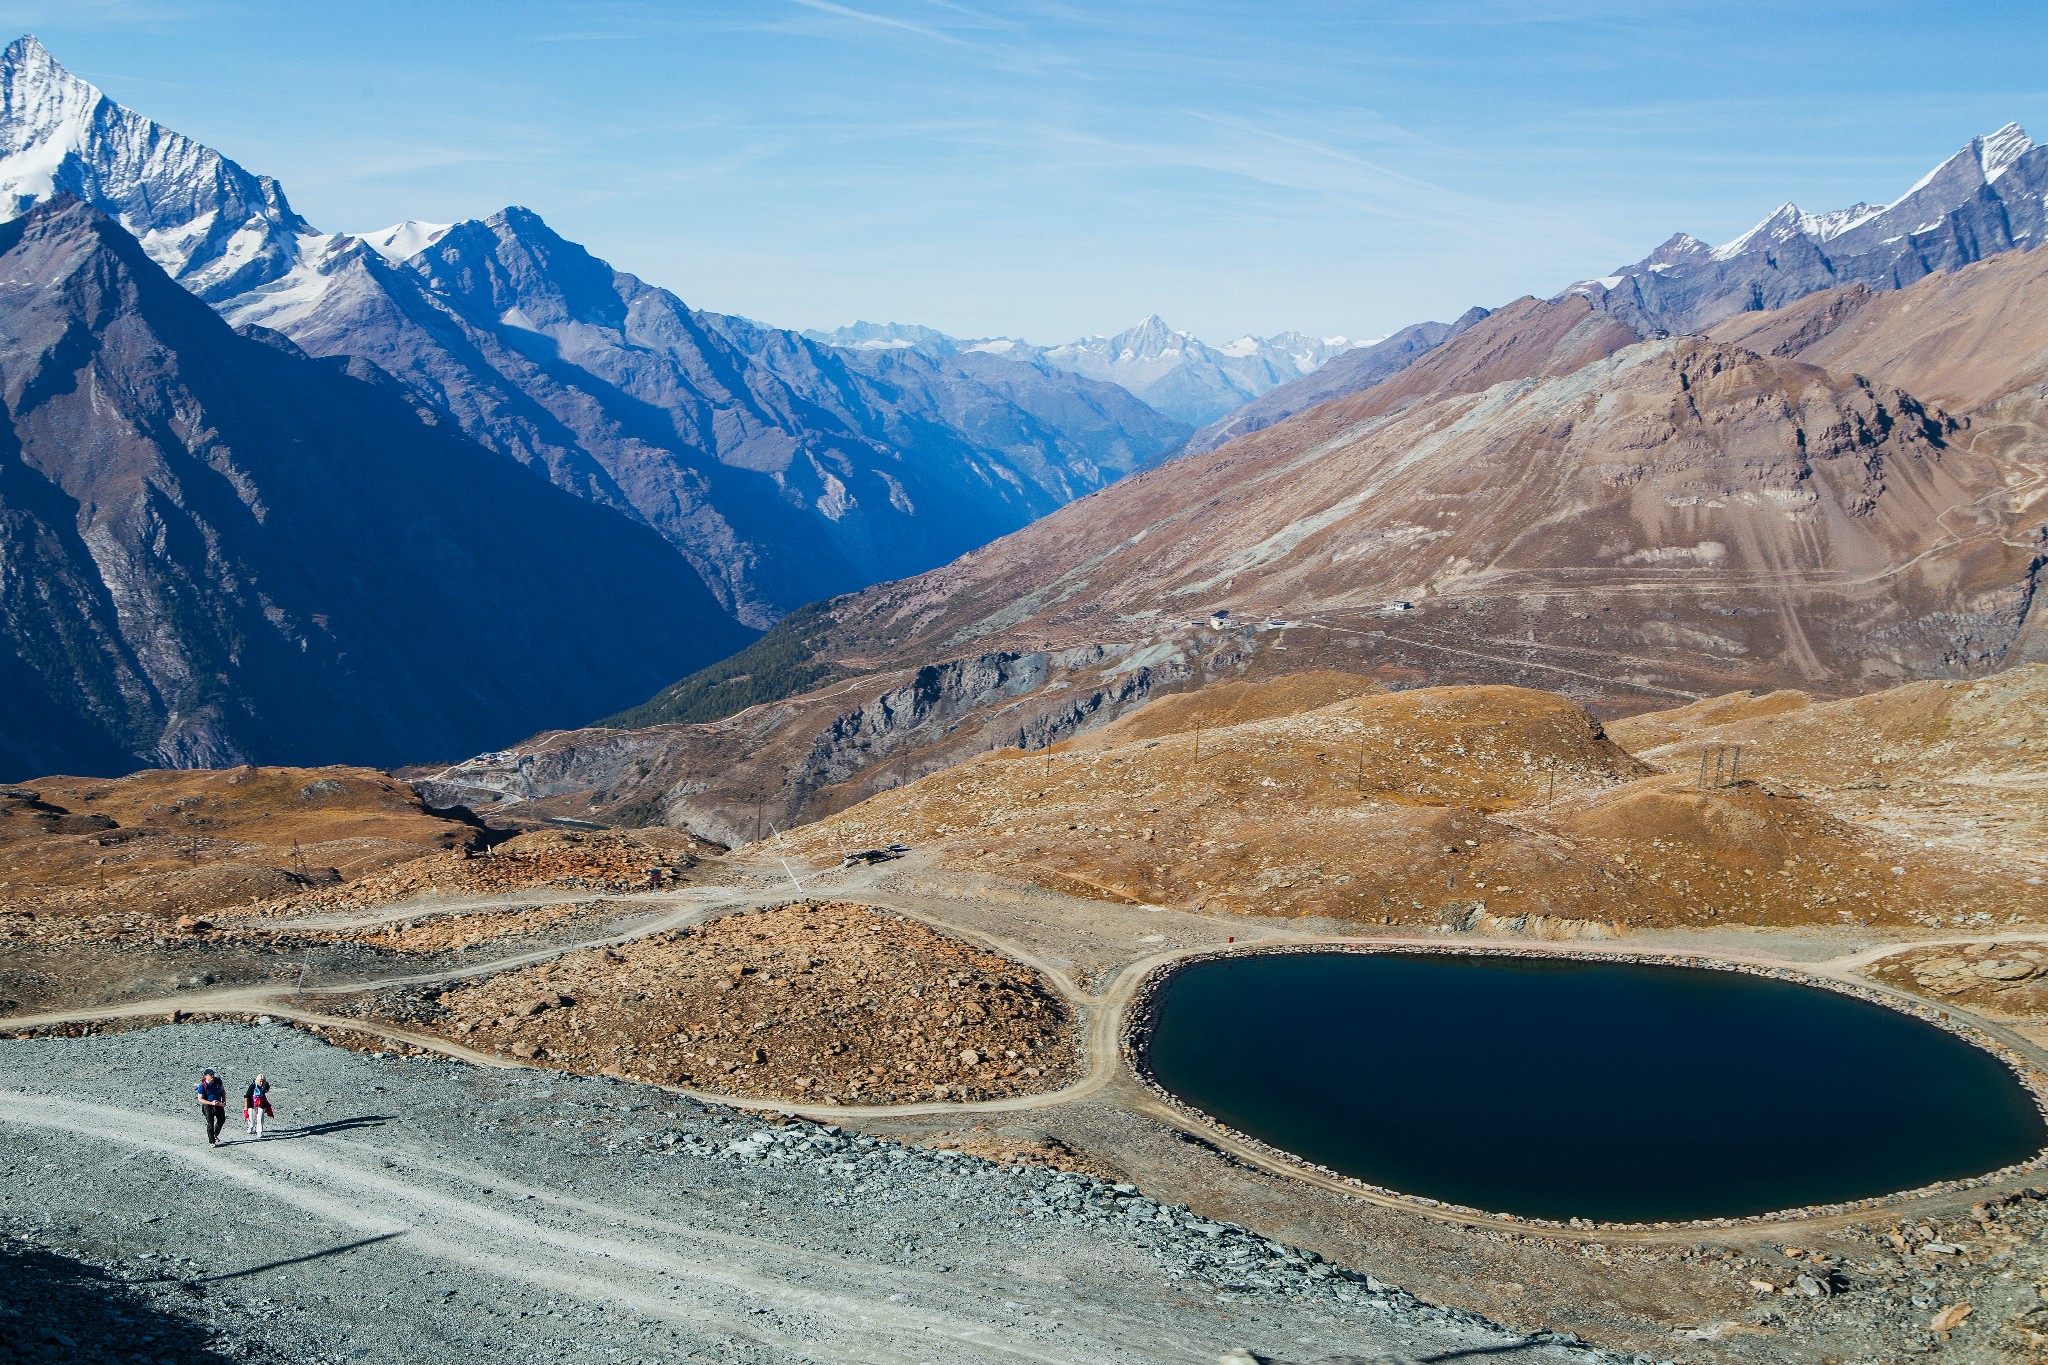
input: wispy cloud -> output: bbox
[785,0,972,46]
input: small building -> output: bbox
[1207,608,1232,630]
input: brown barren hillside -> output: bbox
[1705,245,2048,418]
[1611,664,2048,872]
[430,279,2045,847]
[781,675,2029,932]
[0,766,480,922]
[351,901,1080,1105]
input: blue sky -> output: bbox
[8,1,2046,343]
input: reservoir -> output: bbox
[1142,951,2047,1223]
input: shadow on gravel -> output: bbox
[221,1114,394,1145]
[0,1234,232,1364]
[188,1230,407,1286]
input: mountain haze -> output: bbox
[809,315,1361,427]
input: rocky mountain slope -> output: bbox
[1703,243,2048,422]
[1572,123,2048,334]
[422,277,2045,840]
[810,315,1361,427]
[0,36,1185,627]
[0,197,750,778]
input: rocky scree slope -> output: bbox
[349,900,1081,1105]
[0,36,1186,628]
[0,197,750,779]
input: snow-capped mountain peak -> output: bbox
[0,33,313,303]
[361,219,452,261]
[1566,121,2048,333]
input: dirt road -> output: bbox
[0,1023,1604,1365]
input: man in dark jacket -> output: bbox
[197,1069,227,1146]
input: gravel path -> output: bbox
[0,1022,1638,1365]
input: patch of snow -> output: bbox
[964,339,1017,354]
[1800,202,1884,241]
[1711,203,1799,261]
[216,232,349,330]
[1977,122,2033,183]
[1219,337,1262,358]
[359,220,451,261]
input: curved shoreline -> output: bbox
[1120,940,2048,1235]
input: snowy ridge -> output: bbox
[362,220,452,261]
[0,34,315,304]
[804,312,1361,425]
[1568,121,2048,329]
[1977,121,2034,183]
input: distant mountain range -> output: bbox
[451,248,2048,841]
[0,36,1187,630]
[804,315,1361,427]
[1190,122,2048,454]
[1571,123,2048,335]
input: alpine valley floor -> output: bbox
[8,847,2048,1364]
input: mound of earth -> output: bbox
[1610,666,2048,873]
[0,766,480,929]
[376,901,1079,1105]
[785,676,2030,931]
[270,826,714,916]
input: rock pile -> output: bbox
[382,901,1080,1104]
[268,828,709,916]
[1875,942,2048,1016]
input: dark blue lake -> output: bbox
[1143,951,2046,1222]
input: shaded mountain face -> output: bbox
[0,37,1186,630]
[0,198,752,780]
[1572,124,2048,334]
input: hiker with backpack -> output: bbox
[197,1069,227,1146]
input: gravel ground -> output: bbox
[0,1022,1641,1365]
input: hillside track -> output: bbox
[10,855,2047,1248]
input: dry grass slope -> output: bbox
[785,672,2035,932]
